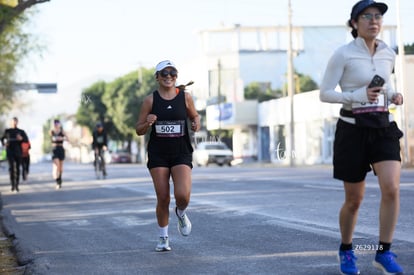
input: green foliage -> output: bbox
[75,67,158,149]
[0,5,43,114]
[244,82,282,102]
[245,73,317,102]
[0,10,26,112]
[76,81,124,145]
[42,117,53,154]
[76,81,109,129]
[296,72,318,92]
[405,43,414,55]
[104,68,158,144]
[281,72,319,95]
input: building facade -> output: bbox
[187,24,413,166]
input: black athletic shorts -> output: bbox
[333,119,403,183]
[147,152,193,169]
[52,146,65,161]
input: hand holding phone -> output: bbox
[368,75,385,92]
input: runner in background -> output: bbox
[50,119,68,189]
[21,140,31,182]
[1,117,29,192]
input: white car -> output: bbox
[193,142,233,167]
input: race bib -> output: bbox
[155,120,185,137]
[97,136,104,143]
[352,93,387,114]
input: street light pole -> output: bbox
[218,59,222,132]
[287,0,295,166]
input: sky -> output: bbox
[20,0,413,85]
[5,0,414,158]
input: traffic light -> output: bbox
[0,0,18,8]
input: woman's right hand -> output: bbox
[366,86,383,103]
[146,114,157,126]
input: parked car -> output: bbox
[111,149,132,163]
[193,142,233,167]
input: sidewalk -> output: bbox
[0,217,24,274]
[0,167,26,274]
[0,166,39,274]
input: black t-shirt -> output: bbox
[1,128,29,157]
[147,90,193,155]
[92,130,107,149]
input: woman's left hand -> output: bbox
[391,93,403,105]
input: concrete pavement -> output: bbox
[1,162,413,274]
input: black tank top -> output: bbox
[147,90,193,155]
[51,130,65,145]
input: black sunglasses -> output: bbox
[159,69,178,78]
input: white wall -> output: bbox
[258,90,341,165]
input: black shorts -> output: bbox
[147,152,193,169]
[52,146,65,161]
[333,120,403,183]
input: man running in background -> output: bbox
[1,117,29,192]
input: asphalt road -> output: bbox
[1,162,413,275]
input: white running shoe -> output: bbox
[155,236,171,252]
[175,207,192,236]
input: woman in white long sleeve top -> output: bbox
[319,1,404,274]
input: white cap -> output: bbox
[155,60,177,74]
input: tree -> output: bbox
[0,0,49,113]
[295,72,318,93]
[281,72,318,95]
[102,68,157,151]
[0,0,50,34]
[76,67,157,152]
[75,80,129,152]
[404,43,414,55]
[42,117,53,154]
[244,82,282,102]
[75,80,118,138]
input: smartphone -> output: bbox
[368,74,385,91]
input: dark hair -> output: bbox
[347,19,358,39]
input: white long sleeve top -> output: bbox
[319,37,396,124]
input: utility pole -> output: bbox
[396,0,410,166]
[287,0,295,167]
[137,62,145,164]
[217,59,222,132]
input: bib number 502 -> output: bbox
[160,125,176,133]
